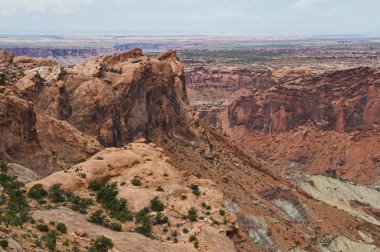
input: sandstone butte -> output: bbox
[0,49,379,251]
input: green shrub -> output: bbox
[153,212,169,225]
[89,181,103,191]
[89,210,106,225]
[42,232,56,251]
[34,238,42,247]
[96,183,118,203]
[180,195,187,200]
[150,196,165,212]
[189,234,197,242]
[0,239,8,249]
[95,182,132,222]
[28,184,48,199]
[48,184,65,203]
[104,198,126,214]
[156,186,164,192]
[0,162,8,172]
[67,192,92,213]
[183,228,189,234]
[1,206,30,227]
[114,210,133,222]
[219,209,226,216]
[0,174,31,227]
[89,236,113,252]
[190,184,201,197]
[0,173,24,192]
[135,208,152,237]
[79,198,93,209]
[108,222,122,232]
[36,224,49,232]
[187,207,197,222]
[190,184,199,191]
[131,178,141,186]
[56,223,67,233]
[194,240,199,248]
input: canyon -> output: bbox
[0,49,379,251]
[187,66,380,186]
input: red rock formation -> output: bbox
[224,67,380,133]
[0,94,39,165]
[25,49,191,146]
[197,67,380,184]
[186,67,274,92]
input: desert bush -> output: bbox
[28,184,48,199]
[114,210,133,222]
[153,212,169,225]
[48,184,65,203]
[190,184,201,197]
[89,236,113,252]
[36,224,49,232]
[0,162,8,172]
[96,183,118,203]
[187,207,197,222]
[156,186,164,192]
[0,239,8,249]
[194,240,199,248]
[150,196,165,212]
[89,180,103,191]
[42,232,56,251]
[0,174,30,227]
[219,209,226,216]
[135,208,152,237]
[180,195,187,200]
[131,178,141,186]
[189,234,197,242]
[107,222,122,232]
[89,210,106,225]
[96,182,132,221]
[56,223,67,233]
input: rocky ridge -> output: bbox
[19,140,236,252]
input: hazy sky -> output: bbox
[0,0,379,35]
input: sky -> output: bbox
[0,0,379,35]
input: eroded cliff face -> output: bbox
[186,68,275,110]
[226,67,380,132]
[195,67,380,184]
[185,66,314,111]
[19,49,191,147]
[1,49,191,174]
[0,94,39,163]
